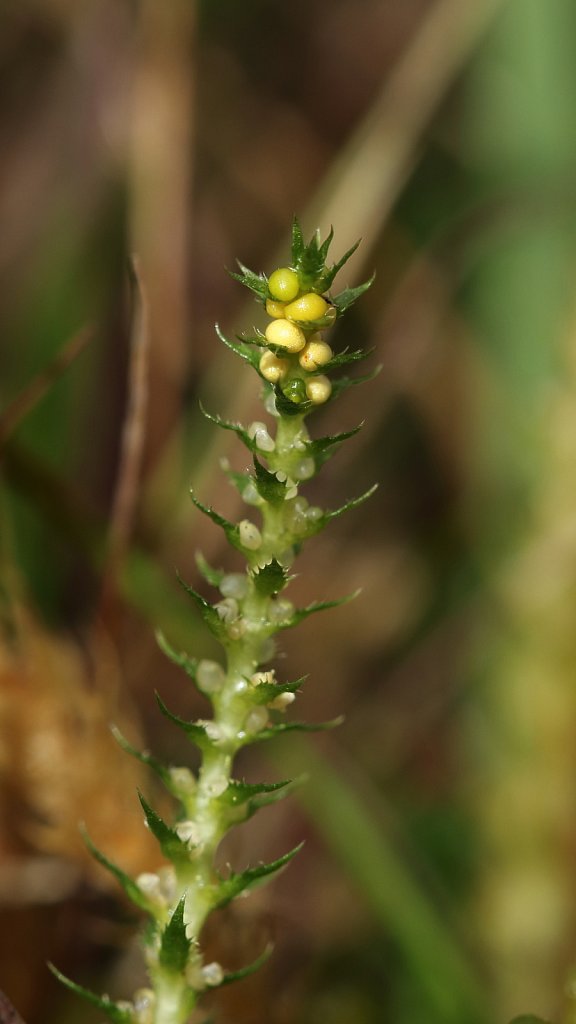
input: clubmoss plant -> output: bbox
[51,220,374,1024]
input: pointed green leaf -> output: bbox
[176,572,228,640]
[290,217,305,267]
[251,558,289,598]
[215,324,263,370]
[308,424,363,468]
[155,693,213,751]
[195,551,224,588]
[327,348,373,369]
[48,965,132,1023]
[110,723,172,788]
[228,261,268,302]
[279,591,361,630]
[156,630,198,684]
[223,778,293,806]
[249,675,305,705]
[253,457,286,505]
[138,792,191,864]
[316,226,334,265]
[324,484,378,523]
[159,894,192,973]
[330,364,381,402]
[319,238,361,291]
[199,402,254,451]
[216,842,304,907]
[220,943,274,986]
[252,716,344,743]
[80,825,152,913]
[273,382,311,417]
[331,274,375,314]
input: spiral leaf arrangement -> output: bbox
[51,220,374,1024]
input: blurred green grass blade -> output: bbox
[276,737,488,1023]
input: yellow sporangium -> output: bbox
[298,337,333,371]
[265,318,306,353]
[284,292,328,322]
[259,350,289,382]
[268,267,300,302]
[265,298,286,319]
[305,374,332,404]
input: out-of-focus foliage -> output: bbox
[1,1,576,1023]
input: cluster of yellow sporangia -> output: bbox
[259,266,337,404]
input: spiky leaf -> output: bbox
[318,238,361,291]
[177,573,228,640]
[279,592,360,630]
[251,717,344,743]
[195,551,224,588]
[223,778,293,806]
[251,558,289,598]
[155,693,214,751]
[228,261,268,302]
[308,424,363,469]
[199,404,254,452]
[273,383,311,417]
[331,275,374,314]
[249,675,305,704]
[327,348,372,369]
[48,965,132,1024]
[80,825,152,913]
[159,895,192,974]
[323,484,378,523]
[253,457,286,505]
[111,723,172,787]
[220,944,274,986]
[138,792,191,864]
[156,631,198,684]
[215,324,263,370]
[216,843,304,907]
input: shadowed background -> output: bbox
[2,1,576,1022]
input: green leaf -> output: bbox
[331,274,375,314]
[330,364,381,402]
[249,675,305,704]
[138,792,191,864]
[318,238,361,291]
[253,457,286,505]
[215,324,263,370]
[327,347,372,369]
[159,895,192,973]
[195,551,224,588]
[228,261,268,302]
[280,592,360,630]
[251,558,290,598]
[290,217,305,268]
[273,383,311,417]
[252,717,344,743]
[48,964,133,1023]
[156,630,198,684]
[216,842,304,907]
[155,693,213,751]
[220,943,274,986]
[324,484,378,523]
[176,572,228,640]
[110,723,172,788]
[80,825,152,913]
[199,403,254,452]
[223,778,294,806]
[308,424,363,468]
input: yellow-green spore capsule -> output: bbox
[284,292,329,322]
[265,318,306,353]
[268,267,300,303]
[259,349,289,382]
[305,374,332,404]
[265,298,286,319]
[299,338,333,370]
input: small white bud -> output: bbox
[169,766,196,794]
[215,597,239,622]
[242,481,261,505]
[285,485,298,500]
[245,707,269,734]
[275,470,287,482]
[248,420,276,452]
[269,598,294,623]
[306,375,332,404]
[251,670,276,686]
[197,659,226,694]
[205,774,228,797]
[227,618,246,640]
[136,873,162,900]
[134,989,156,1024]
[157,866,177,902]
[269,691,296,711]
[293,436,307,451]
[176,820,203,847]
[294,457,315,480]
[219,573,248,599]
[239,519,262,550]
[264,390,279,416]
[306,506,324,522]
[201,720,232,744]
[202,962,225,987]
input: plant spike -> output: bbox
[57,220,373,1024]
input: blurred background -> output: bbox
[2,1,576,1022]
